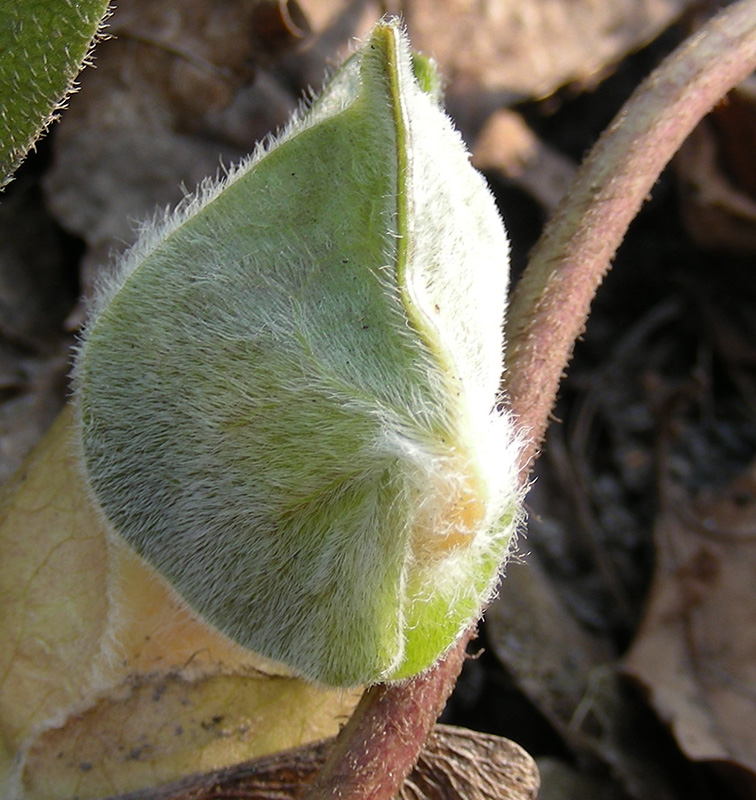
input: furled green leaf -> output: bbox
[75,20,522,688]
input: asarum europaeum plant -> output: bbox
[73,19,523,688]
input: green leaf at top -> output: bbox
[0,0,111,188]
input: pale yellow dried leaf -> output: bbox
[0,407,358,800]
[624,461,756,780]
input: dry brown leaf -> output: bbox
[402,0,695,129]
[676,76,756,253]
[0,407,359,799]
[300,0,697,130]
[623,460,756,795]
[487,522,688,799]
[472,110,577,213]
[486,555,611,733]
[712,75,756,199]
[402,724,538,800]
[43,0,307,313]
[104,724,539,800]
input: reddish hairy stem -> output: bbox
[304,3,756,799]
[302,635,470,799]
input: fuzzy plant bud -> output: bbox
[74,19,522,688]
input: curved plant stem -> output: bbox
[506,0,756,476]
[304,2,756,799]
[302,638,469,799]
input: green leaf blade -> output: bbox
[0,0,110,187]
[76,20,521,688]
